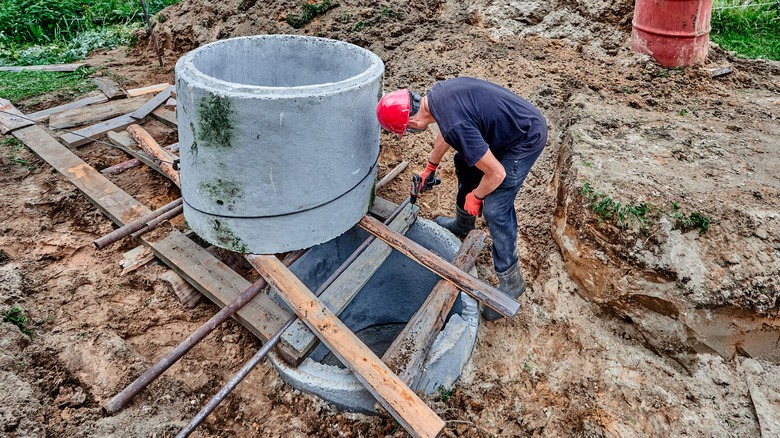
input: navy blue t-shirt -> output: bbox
[427,77,547,166]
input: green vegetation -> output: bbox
[580,182,711,235]
[286,0,335,29]
[711,0,780,60]
[0,67,94,102]
[0,249,8,264]
[437,386,453,403]
[0,0,180,66]
[2,138,37,172]
[3,306,32,337]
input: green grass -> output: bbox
[2,138,37,172]
[711,0,780,60]
[580,182,711,235]
[0,0,179,66]
[285,0,335,29]
[3,306,32,337]
[0,67,95,102]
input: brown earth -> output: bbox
[2,0,779,436]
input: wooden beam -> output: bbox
[150,107,177,128]
[59,113,142,147]
[159,270,203,309]
[252,255,445,438]
[129,85,174,120]
[27,95,108,122]
[126,124,180,186]
[92,77,126,99]
[279,202,419,364]
[49,96,150,129]
[383,230,487,384]
[0,98,34,134]
[0,63,86,72]
[359,215,520,318]
[10,120,291,343]
[120,245,156,275]
[126,83,171,98]
[59,86,173,147]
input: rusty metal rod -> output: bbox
[94,198,183,249]
[129,204,183,239]
[177,198,413,437]
[102,249,307,415]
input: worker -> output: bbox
[376,77,548,320]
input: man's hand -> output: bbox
[413,161,439,194]
[464,191,484,216]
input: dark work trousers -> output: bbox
[453,146,545,274]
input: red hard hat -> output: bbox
[376,89,411,138]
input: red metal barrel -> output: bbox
[631,0,712,68]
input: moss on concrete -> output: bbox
[199,178,243,210]
[211,219,248,253]
[197,93,234,148]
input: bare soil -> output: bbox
[2,0,779,437]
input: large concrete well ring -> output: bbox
[175,35,384,254]
[268,219,481,413]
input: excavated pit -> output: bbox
[269,219,480,414]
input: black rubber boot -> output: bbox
[482,260,526,321]
[435,205,476,238]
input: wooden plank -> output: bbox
[165,98,177,107]
[129,85,174,120]
[383,230,487,384]
[59,113,141,147]
[120,245,156,275]
[150,107,177,128]
[0,98,34,134]
[359,215,521,318]
[370,197,400,221]
[27,94,108,122]
[280,202,419,364]
[49,96,150,129]
[11,122,291,343]
[126,83,171,98]
[102,142,179,176]
[92,77,126,99]
[252,255,445,438]
[0,63,86,72]
[159,270,203,309]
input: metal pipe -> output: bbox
[177,198,413,437]
[129,204,184,239]
[102,249,307,415]
[94,198,182,249]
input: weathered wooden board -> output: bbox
[92,77,126,99]
[27,95,109,122]
[252,254,445,438]
[359,215,521,317]
[126,83,171,98]
[383,230,487,384]
[129,85,174,120]
[59,113,141,147]
[280,202,419,364]
[60,86,174,147]
[0,63,86,72]
[11,122,291,343]
[49,96,150,129]
[159,270,203,309]
[0,98,34,134]
[150,107,177,128]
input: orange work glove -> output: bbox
[414,161,439,194]
[464,192,484,217]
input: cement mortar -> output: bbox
[175,35,384,253]
[269,219,480,413]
